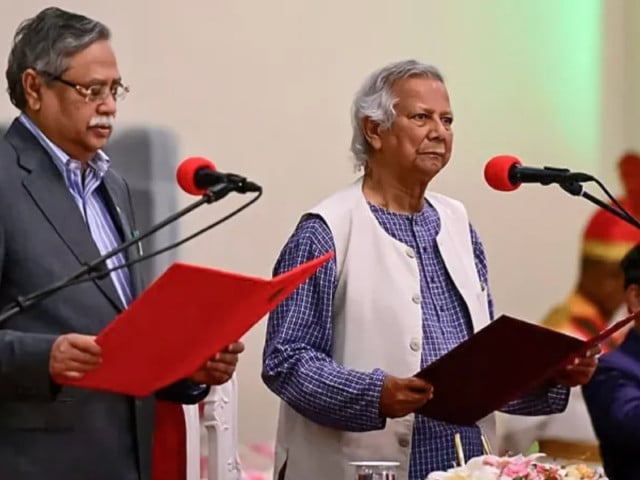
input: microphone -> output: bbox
[0,157,263,325]
[484,155,594,192]
[176,157,261,196]
[483,154,640,232]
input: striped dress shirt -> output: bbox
[19,113,132,308]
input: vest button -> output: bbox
[409,338,421,352]
[411,293,421,304]
[398,437,411,448]
[405,248,416,259]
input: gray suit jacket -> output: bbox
[0,119,206,480]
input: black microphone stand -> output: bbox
[559,180,640,231]
[0,182,235,325]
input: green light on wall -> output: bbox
[528,0,602,169]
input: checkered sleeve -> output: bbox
[262,215,387,432]
[500,384,569,415]
[470,225,570,415]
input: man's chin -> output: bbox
[416,157,448,178]
[86,136,111,152]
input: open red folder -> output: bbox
[63,252,334,396]
[414,311,639,425]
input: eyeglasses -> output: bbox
[40,71,130,102]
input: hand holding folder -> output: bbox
[413,311,639,425]
[61,252,334,396]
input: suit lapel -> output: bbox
[101,172,145,299]
[6,120,125,312]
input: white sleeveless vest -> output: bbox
[274,180,494,480]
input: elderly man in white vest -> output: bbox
[261,59,599,480]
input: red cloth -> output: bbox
[152,401,187,480]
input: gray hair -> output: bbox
[6,7,111,110]
[350,59,445,170]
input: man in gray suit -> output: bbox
[0,7,243,480]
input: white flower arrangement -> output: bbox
[426,453,607,480]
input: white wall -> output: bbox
[0,0,636,445]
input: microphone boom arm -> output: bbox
[0,182,249,324]
[559,181,640,230]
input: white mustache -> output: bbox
[89,116,115,128]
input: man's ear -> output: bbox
[362,117,383,152]
[625,284,640,313]
[22,68,43,111]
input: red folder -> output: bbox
[63,252,334,396]
[414,311,639,425]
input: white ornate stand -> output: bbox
[201,374,241,480]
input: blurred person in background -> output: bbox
[583,242,640,480]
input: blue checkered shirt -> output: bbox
[19,114,133,308]
[263,201,569,479]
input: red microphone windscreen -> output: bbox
[176,157,217,195]
[484,155,522,192]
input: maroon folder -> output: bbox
[414,312,639,425]
[62,252,334,396]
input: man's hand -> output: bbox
[553,345,601,387]
[379,375,433,418]
[189,342,245,385]
[49,334,102,380]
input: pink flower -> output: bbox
[503,462,530,477]
[426,453,607,480]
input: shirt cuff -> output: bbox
[366,368,388,428]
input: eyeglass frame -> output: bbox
[38,70,130,103]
